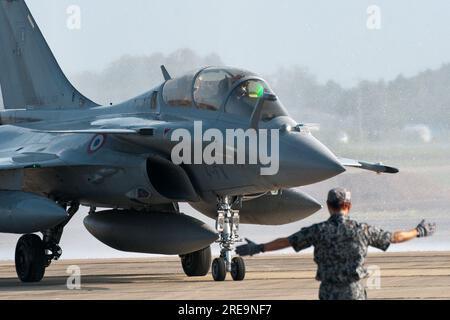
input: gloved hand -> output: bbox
[416,220,436,238]
[235,238,265,257]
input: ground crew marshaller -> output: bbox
[236,188,436,300]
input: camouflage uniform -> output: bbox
[288,214,392,300]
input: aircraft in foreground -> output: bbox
[0,0,398,282]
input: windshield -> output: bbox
[225,79,289,121]
[193,67,255,111]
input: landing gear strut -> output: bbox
[15,202,79,283]
[212,196,246,281]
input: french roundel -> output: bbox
[88,134,106,154]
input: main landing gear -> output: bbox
[15,203,79,283]
[180,246,211,277]
[211,196,245,281]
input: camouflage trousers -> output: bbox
[319,281,367,300]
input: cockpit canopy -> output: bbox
[162,67,289,122]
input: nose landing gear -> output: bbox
[212,196,246,281]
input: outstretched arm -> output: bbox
[262,238,291,252]
[235,237,291,256]
[391,220,436,244]
[391,229,418,243]
[236,226,316,257]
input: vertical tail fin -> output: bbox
[0,0,98,110]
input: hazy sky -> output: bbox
[25,0,450,87]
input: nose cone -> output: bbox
[275,133,346,187]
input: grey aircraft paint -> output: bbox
[0,0,97,109]
[84,210,218,255]
[0,0,398,282]
[0,191,68,233]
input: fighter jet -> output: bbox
[0,0,398,283]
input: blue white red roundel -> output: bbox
[88,134,106,154]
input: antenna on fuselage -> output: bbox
[160,65,172,81]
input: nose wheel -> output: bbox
[212,196,246,281]
[230,256,246,281]
[212,257,227,281]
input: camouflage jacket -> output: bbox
[288,214,392,284]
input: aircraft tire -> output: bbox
[230,257,246,281]
[15,234,46,283]
[181,246,211,277]
[212,258,227,281]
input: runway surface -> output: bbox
[0,252,449,300]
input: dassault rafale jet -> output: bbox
[0,0,398,283]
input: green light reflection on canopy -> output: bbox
[248,83,265,99]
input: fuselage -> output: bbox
[0,67,345,209]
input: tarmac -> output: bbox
[0,251,449,300]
